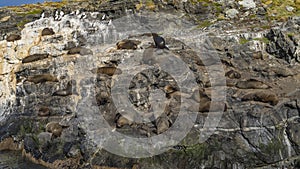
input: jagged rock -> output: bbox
[238,0,256,9]
[226,9,239,19]
[266,28,300,63]
[52,81,74,96]
[156,115,171,134]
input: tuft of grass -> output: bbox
[17,19,30,28]
[262,0,299,21]
[239,38,250,45]
[197,20,214,28]
[253,37,270,43]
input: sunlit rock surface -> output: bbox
[0,1,300,168]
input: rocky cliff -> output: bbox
[0,0,300,169]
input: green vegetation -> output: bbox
[253,37,270,43]
[17,19,30,28]
[197,20,214,28]
[259,138,285,156]
[239,38,250,45]
[262,0,300,21]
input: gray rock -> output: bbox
[226,9,239,19]
[238,0,256,9]
[286,5,295,12]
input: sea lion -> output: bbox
[46,122,63,138]
[22,54,49,63]
[41,28,55,36]
[67,47,93,55]
[152,33,169,50]
[115,113,133,128]
[225,70,241,79]
[116,39,141,50]
[26,74,59,84]
[6,34,21,42]
[236,79,270,89]
[38,106,50,117]
[241,91,278,105]
[91,66,122,76]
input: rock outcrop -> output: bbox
[0,0,300,169]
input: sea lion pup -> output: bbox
[6,34,21,42]
[46,122,63,138]
[241,91,278,106]
[41,28,55,36]
[236,79,270,89]
[38,106,50,117]
[115,113,133,128]
[26,74,59,84]
[116,39,141,50]
[22,54,49,63]
[152,33,169,50]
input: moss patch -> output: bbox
[239,38,250,45]
[253,37,270,43]
[262,0,300,21]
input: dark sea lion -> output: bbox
[91,66,122,76]
[241,91,278,105]
[27,74,59,84]
[115,113,133,128]
[41,28,55,36]
[22,54,49,63]
[46,122,63,137]
[225,70,241,79]
[236,79,270,89]
[38,106,50,117]
[6,34,21,42]
[116,39,141,50]
[67,47,93,55]
[152,33,169,50]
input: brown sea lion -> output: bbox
[38,106,50,117]
[22,54,49,63]
[225,70,241,79]
[26,74,59,84]
[115,113,133,128]
[46,122,63,137]
[116,39,141,50]
[241,91,278,105]
[236,79,270,89]
[6,34,21,42]
[91,66,122,76]
[41,28,55,36]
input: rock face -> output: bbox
[0,1,300,169]
[266,21,300,63]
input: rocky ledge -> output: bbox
[0,0,300,169]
